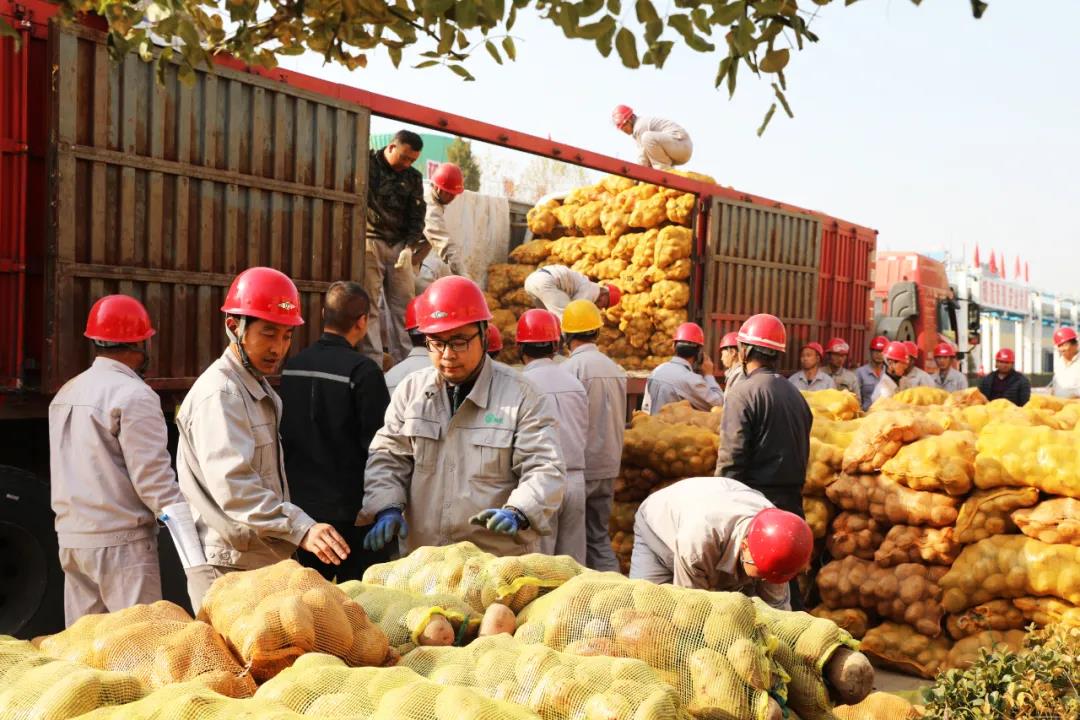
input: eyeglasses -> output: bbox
[425,331,481,354]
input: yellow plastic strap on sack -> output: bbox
[1011,497,1080,545]
[941,535,1080,612]
[945,599,1025,640]
[338,580,480,652]
[975,422,1080,498]
[858,622,951,680]
[953,487,1039,544]
[880,429,976,496]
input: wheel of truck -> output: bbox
[0,465,64,638]
[874,316,916,343]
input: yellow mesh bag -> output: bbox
[944,629,1026,670]
[361,542,583,614]
[832,691,922,720]
[811,418,862,449]
[198,560,392,682]
[803,390,862,422]
[818,557,947,637]
[945,599,1026,640]
[805,438,844,496]
[513,573,786,720]
[1011,498,1080,545]
[527,202,559,237]
[0,636,145,718]
[653,226,692,269]
[803,497,835,540]
[81,680,303,719]
[1026,395,1070,412]
[874,525,959,567]
[826,512,887,561]
[858,621,951,679]
[613,464,665,503]
[974,422,1080,498]
[953,487,1039,544]
[1012,596,1080,628]
[487,264,536,296]
[621,417,719,479]
[842,411,945,473]
[946,387,988,408]
[808,607,869,640]
[652,401,724,433]
[826,473,960,528]
[940,535,1080,613]
[337,581,481,653]
[880,430,976,496]
[868,386,950,411]
[509,239,554,265]
[37,601,255,698]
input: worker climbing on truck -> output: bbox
[1050,327,1080,398]
[611,104,693,170]
[788,342,835,392]
[523,264,621,321]
[823,337,861,403]
[641,322,723,414]
[871,340,936,404]
[413,162,468,294]
[855,336,888,411]
[931,342,969,392]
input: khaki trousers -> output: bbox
[361,237,414,364]
[585,476,620,572]
[539,470,587,565]
[59,538,162,627]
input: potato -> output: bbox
[478,603,517,638]
[824,648,874,706]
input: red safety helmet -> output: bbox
[995,348,1015,363]
[517,309,561,344]
[869,335,889,352]
[404,295,423,332]
[737,313,787,353]
[486,324,504,352]
[719,332,740,350]
[1054,327,1078,347]
[904,340,919,359]
[221,267,304,326]
[604,284,622,308]
[84,294,156,343]
[883,341,910,363]
[431,163,465,196]
[745,508,814,585]
[934,342,957,358]
[416,275,492,335]
[674,322,705,345]
[825,337,850,355]
[611,104,634,128]
[802,342,825,358]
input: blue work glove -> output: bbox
[469,507,526,535]
[362,508,408,552]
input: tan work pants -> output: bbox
[585,476,620,572]
[539,470,587,565]
[59,538,162,627]
[361,237,414,364]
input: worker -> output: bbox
[904,341,922,369]
[413,162,467,294]
[788,342,836,392]
[978,348,1031,406]
[359,276,565,557]
[384,296,431,397]
[719,331,745,391]
[611,104,693,170]
[641,322,723,414]
[363,130,426,365]
[870,340,936,404]
[523,264,621,321]
[518,310,589,564]
[855,336,888,411]
[1050,327,1080,398]
[932,343,969,392]
[630,477,813,609]
[824,337,861,403]
[177,267,349,611]
[486,324,504,360]
[562,299,627,571]
[48,295,183,626]
[279,282,391,580]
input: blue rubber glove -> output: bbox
[469,507,525,535]
[362,508,408,552]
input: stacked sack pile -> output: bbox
[806,386,1080,679]
[485,172,711,368]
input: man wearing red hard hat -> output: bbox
[611,104,693,170]
[718,331,746,392]
[1050,327,1080,398]
[823,337,861,402]
[49,295,184,625]
[641,322,724,414]
[855,336,888,411]
[413,162,468,294]
[870,340,936,404]
[788,341,835,392]
[931,342,969,393]
[978,348,1030,406]
[523,264,621,321]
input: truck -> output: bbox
[0,0,877,638]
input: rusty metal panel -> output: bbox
[817,217,876,366]
[701,197,821,374]
[46,21,370,393]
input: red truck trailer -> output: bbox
[0,0,877,637]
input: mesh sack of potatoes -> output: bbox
[513,574,788,720]
[399,633,687,720]
[802,390,862,422]
[37,600,255,698]
[509,240,554,265]
[337,581,481,653]
[808,607,870,640]
[842,411,945,473]
[832,691,922,720]
[487,263,536,297]
[868,386,951,412]
[197,560,392,682]
[944,628,1027,670]
[1011,498,1080,545]
[362,542,583,614]
[653,225,692,268]
[805,438,844,497]
[944,599,1026,640]
[974,422,1080,498]
[81,680,304,720]
[1012,596,1080,628]
[613,465,665,503]
[941,536,1080,612]
[0,637,145,719]
[621,417,720,479]
[803,497,835,540]
[609,501,638,536]
[811,418,862,449]
[502,288,536,308]
[652,400,724,433]
[874,525,960,567]
[880,430,977,496]
[826,473,960,528]
[945,387,988,408]
[527,201,560,237]
[953,487,1039,544]
[1026,395,1072,412]
[826,512,888,561]
[858,621,951,679]
[818,557,947,637]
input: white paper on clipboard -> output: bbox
[159,502,207,569]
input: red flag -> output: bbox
[988,251,997,275]
[1014,256,1021,280]
[973,244,981,267]
[999,252,1007,279]
[1025,262,1030,283]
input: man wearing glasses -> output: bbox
[358,276,566,557]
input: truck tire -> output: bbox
[0,465,64,638]
[875,316,916,343]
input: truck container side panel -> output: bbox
[818,221,875,366]
[45,22,370,393]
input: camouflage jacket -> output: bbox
[366,148,426,245]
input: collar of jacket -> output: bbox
[746,366,776,379]
[425,183,447,208]
[569,343,599,358]
[92,355,141,381]
[220,346,270,401]
[426,355,494,411]
[671,356,694,372]
[318,332,355,349]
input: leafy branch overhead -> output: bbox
[38,0,986,132]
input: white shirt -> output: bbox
[1051,353,1080,398]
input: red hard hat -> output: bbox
[674,322,705,345]
[84,294,156,343]
[611,104,634,128]
[745,508,814,585]
[904,341,919,359]
[404,295,422,332]
[416,275,492,335]
[517,309,561,344]
[802,342,825,358]
[1054,327,1078,347]
[869,335,889,352]
[996,348,1015,363]
[883,341,910,363]
[486,324,503,352]
[825,337,850,355]
[605,284,622,308]
[431,163,465,196]
[719,332,740,350]
[221,267,304,327]
[737,313,787,353]
[934,342,957,358]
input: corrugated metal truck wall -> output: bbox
[701,197,821,375]
[817,218,876,366]
[46,21,370,393]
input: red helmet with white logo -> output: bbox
[417,276,492,335]
[737,314,787,353]
[995,348,1015,363]
[516,309,561,344]
[934,342,957,358]
[825,337,850,355]
[486,324,504,352]
[1054,327,1078,347]
[719,332,740,350]
[611,104,634,128]
[869,335,889,352]
[883,341,910,363]
[404,296,422,332]
[745,508,814,585]
[674,322,705,346]
[904,340,919,359]
[221,267,304,326]
[85,295,156,343]
[802,342,825,359]
[431,163,465,196]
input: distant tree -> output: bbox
[446,137,482,192]
[513,157,593,203]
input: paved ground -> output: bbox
[872,668,932,704]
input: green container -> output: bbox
[369,132,455,180]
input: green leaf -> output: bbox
[455,0,479,27]
[437,21,454,53]
[388,45,403,66]
[669,14,715,52]
[580,0,605,16]
[713,0,746,26]
[606,0,621,13]
[413,59,440,68]
[732,14,755,53]
[507,4,517,29]
[449,63,476,80]
[642,39,673,67]
[759,47,788,72]
[577,16,615,39]
[596,24,615,56]
[756,102,776,137]
[485,39,503,63]
[635,0,660,24]
[691,7,710,33]
[502,35,516,60]
[970,0,988,18]
[614,27,640,67]
[754,0,785,17]
[772,82,793,116]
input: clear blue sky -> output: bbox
[280,1,1079,296]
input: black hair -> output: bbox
[746,346,779,368]
[520,342,558,359]
[674,341,701,360]
[409,330,426,347]
[393,130,423,152]
[322,281,371,333]
[565,330,600,344]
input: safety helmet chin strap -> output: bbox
[226,315,259,375]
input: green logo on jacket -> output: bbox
[484,413,504,425]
